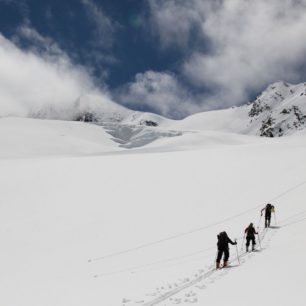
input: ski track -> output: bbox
[131,227,278,306]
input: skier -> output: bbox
[216,231,237,269]
[261,203,275,228]
[244,223,258,252]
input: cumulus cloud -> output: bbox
[147,0,306,110]
[0,29,115,119]
[117,71,201,118]
[148,0,202,49]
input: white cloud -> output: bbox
[0,30,114,119]
[118,71,201,118]
[148,0,202,49]
[148,0,306,109]
[12,25,66,60]
[81,0,117,49]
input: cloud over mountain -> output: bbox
[117,71,202,118]
[143,0,306,113]
[0,29,114,119]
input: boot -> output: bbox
[246,245,249,252]
[216,261,220,269]
[252,245,255,251]
[223,261,228,268]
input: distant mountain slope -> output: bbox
[74,81,306,138]
[247,81,306,136]
[1,82,305,156]
[174,81,306,137]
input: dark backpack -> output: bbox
[217,231,227,246]
[266,203,272,214]
[246,225,255,236]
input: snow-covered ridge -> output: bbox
[1,81,305,155]
[247,81,306,136]
[72,81,306,138]
[172,81,306,137]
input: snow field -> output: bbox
[0,117,121,158]
[0,118,305,306]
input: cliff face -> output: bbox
[248,81,306,137]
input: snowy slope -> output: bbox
[2,81,305,155]
[0,79,306,306]
[172,81,306,137]
[0,119,306,306]
[87,80,306,141]
[0,117,122,158]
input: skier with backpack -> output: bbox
[261,203,275,228]
[244,223,258,252]
[216,231,237,269]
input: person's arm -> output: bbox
[228,237,237,245]
[261,207,265,216]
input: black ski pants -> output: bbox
[265,214,271,227]
[216,248,229,263]
[246,236,256,247]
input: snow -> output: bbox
[0,116,306,306]
[0,117,122,158]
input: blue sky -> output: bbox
[1,0,306,119]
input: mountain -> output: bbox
[71,81,306,142]
[247,81,306,136]
[1,81,305,157]
[173,81,306,137]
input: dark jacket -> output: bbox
[261,204,275,217]
[245,225,258,238]
[217,232,236,250]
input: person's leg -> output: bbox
[223,249,229,267]
[251,237,256,250]
[267,215,271,227]
[216,249,223,268]
[246,237,250,252]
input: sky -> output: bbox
[1,0,306,119]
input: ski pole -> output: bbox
[235,239,240,265]
[240,233,246,251]
[214,250,218,269]
[273,211,277,225]
[258,213,263,228]
[257,227,262,250]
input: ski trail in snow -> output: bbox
[137,227,278,306]
[141,268,216,306]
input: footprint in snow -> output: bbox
[184,297,198,304]
[170,297,182,304]
[122,298,130,303]
[196,284,206,290]
[185,291,196,298]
